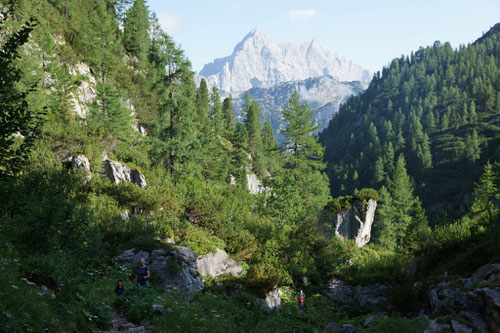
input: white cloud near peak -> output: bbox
[157,13,181,36]
[288,9,316,22]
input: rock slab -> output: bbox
[196,248,243,278]
[112,247,204,293]
[258,288,282,311]
[104,160,147,188]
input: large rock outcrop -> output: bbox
[103,159,147,188]
[112,246,204,293]
[320,199,377,247]
[246,172,266,195]
[69,62,97,119]
[258,288,282,311]
[323,278,389,306]
[424,263,500,332]
[64,154,91,180]
[196,248,243,278]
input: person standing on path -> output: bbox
[135,258,150,287]
[298,290,305,310]
[115,279,125,296]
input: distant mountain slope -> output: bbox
[233,75,367,142]
[319,23,500,221]
[199,27,371,93]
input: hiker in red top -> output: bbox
[298,289,305,310]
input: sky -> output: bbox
[146,0,500,74]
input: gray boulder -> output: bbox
[323,322,340,331]
[196,248,243,278]
[478,287,500,333]
[427,285,494,332]
[64,154,91,180]
[451,320,472,333]
[339,324,357,333]
[112,249,150,266]
[324,278,354,304]
[320,199,377,247]
[103,159,147,188]
[363,313,387,328]
[151,247,204,293]
[473,263,500,283]
[150,304,165,315]
[258,288,282,311]
[424,319,450,333]
[112,247,204,293]
[354,283,389,306]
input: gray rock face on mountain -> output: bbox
[112,247,204,293]
[258,288,282,311]
[69,62,97,118]
[103,159,147,188]
[320,199,377,247]
[199,27,371,94]
[196,248,243,278]
[232,75,368,141]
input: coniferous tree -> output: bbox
[210,86,223,134]
[222,95,234,135]
[195,79,210,133]
[271,91,330,225]
[123,0,149,62]
[471,162,499,221]
[0,17,38,178]
[373,186,397,249]
[465,129,481,162]
[390,154,415,246]
[88,1,132,140]
[148,30,200,176]
[262,118,279,175]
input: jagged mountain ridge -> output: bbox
[199,27,371,93]
[232,75,368,142]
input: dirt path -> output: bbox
[94,308,152,333]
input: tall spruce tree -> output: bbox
[222,95,234,135]
[148,30,200,177]
[374,154,428,249]
[210,86,223,135]
[123,0,149,62]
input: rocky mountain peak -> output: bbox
[199,27,371,93]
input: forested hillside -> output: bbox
[0,0,499,332]
[320,24,500,222]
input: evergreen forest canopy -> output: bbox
[0,0,499,331]
[320,25,500,224]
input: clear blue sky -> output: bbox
[146,0,499,73]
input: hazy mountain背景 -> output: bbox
[198,26,371,94]
[1,0,499,332]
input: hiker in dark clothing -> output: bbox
[298,290,305,310]
[135,258,150,287]
[115,279,124,296]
